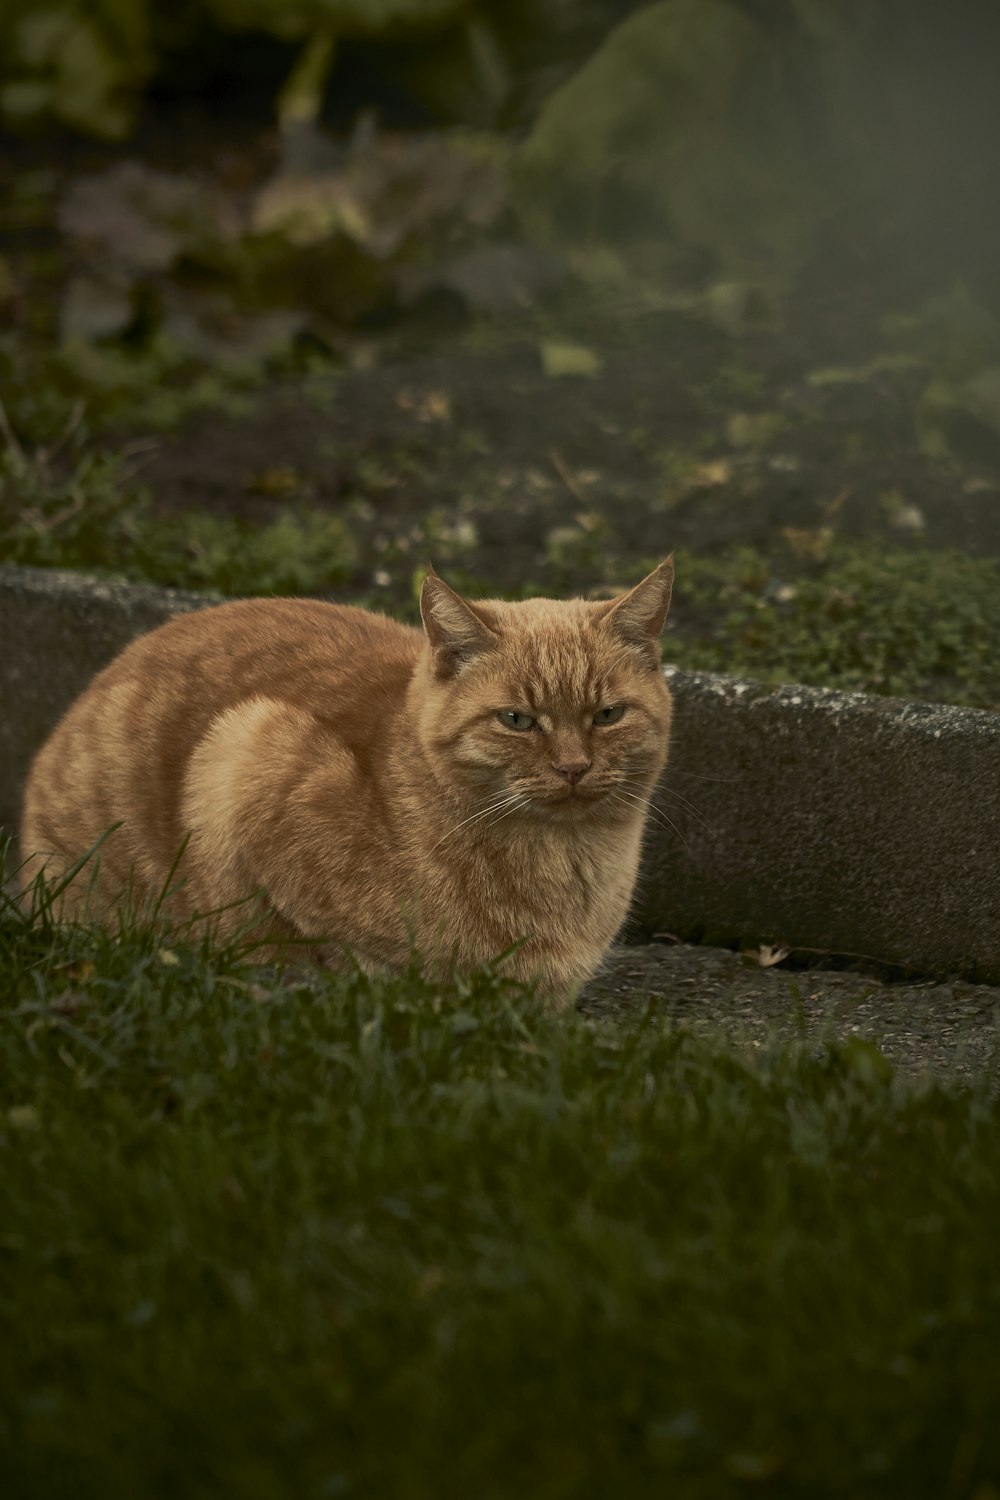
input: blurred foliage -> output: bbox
[0,0,592,138]
[0,133,514,451]
[517,0,822,271]
[0,1,151,139]
[517,0,1000,279]
[5,0,999,325]
[0,0,478,138]
[209,0,468,37]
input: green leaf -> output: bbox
[276,28,337,131]
[540,340,602,379]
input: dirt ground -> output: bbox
[136,325,1000,615]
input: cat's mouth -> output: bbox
[541,785,607,810]
[509,781,612,815]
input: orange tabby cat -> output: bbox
[20,561,674,1006]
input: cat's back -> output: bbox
[40,595,422,746]
[22,597,421,877]
[106,596,421,722]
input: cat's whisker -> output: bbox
[613,788,674,829]
[619,777,713,836]
[612,797,690,852]
[611,789,691,852]
[661,792,714,837]
[617,787,681,829]
[431,798,524,858]
[482,796,529,832]
[667,769,739,783]
[661,785,710,818]
[428,793,525,855]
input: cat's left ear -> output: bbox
[598,557,674,667]
[421,567,499,678]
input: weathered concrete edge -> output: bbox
[2,563,998,981]
[0,564,213,835]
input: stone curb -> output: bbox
[2,563,998,981]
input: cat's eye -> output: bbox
[497,710,537,732]
[593,704,626,726]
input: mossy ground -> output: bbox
[4,128,1000,710]
[3,329,1000,708]
[3,862,1000,1500]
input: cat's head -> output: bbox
[415,560,674,822]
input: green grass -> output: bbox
[3,865,1000,1499]
[0,444,356,597]
[0,329,268,450]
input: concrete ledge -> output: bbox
[0,565,211,835]
[639,670,1000,980]
[2,564,998,981]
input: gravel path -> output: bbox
[584,943,1000,1084]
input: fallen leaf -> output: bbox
[889,503,925,532]
[821,488,849,520]
[782,526,833,561]
[726,411,786,449]
[540,341,602,378]
[700,280,774,336]
[806,353,921,386]
[748,943,791,968]
[249,467,306,498]
[396,389,451,423]
[691,458,731,487]
[807,365,861,387]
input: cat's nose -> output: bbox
[553,758,591,786]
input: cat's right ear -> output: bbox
[597,556,674,669]
[420,567,499,678]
